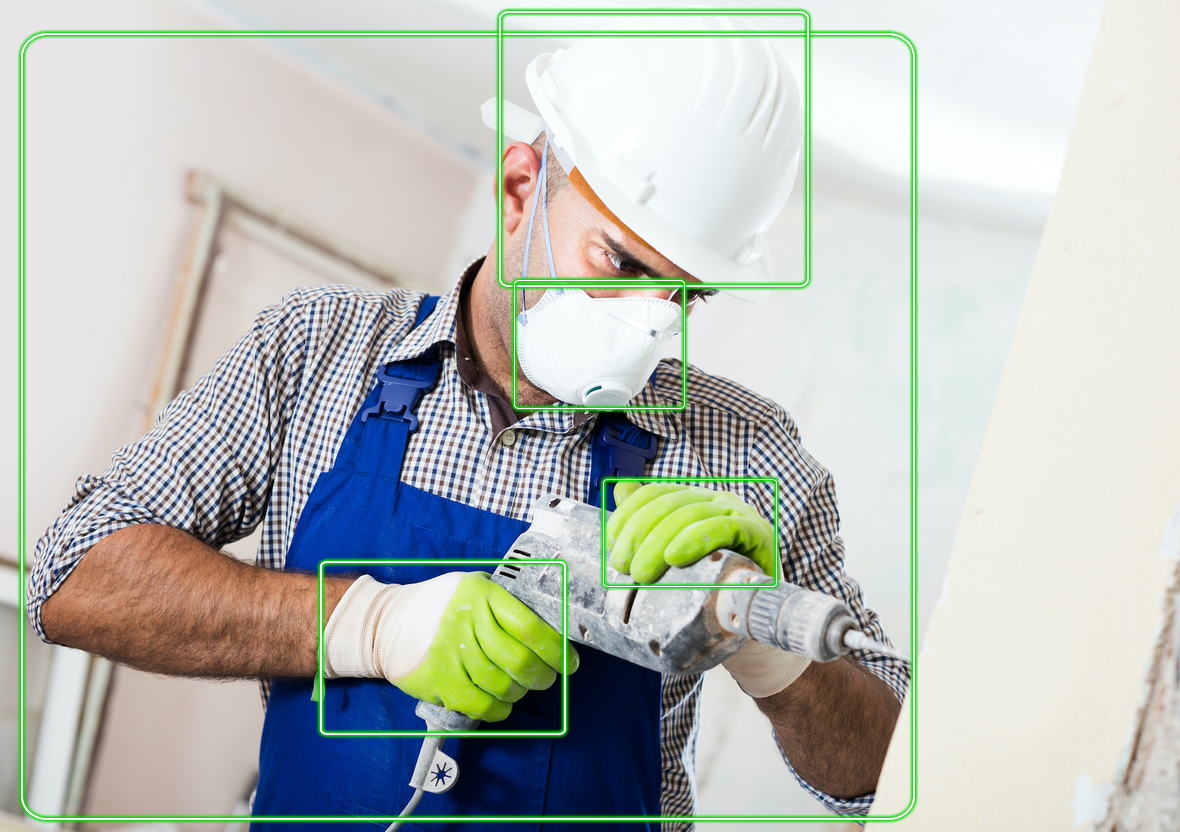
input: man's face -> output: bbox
[506,182,705,306]
[478,141,708,406]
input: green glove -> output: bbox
[323,571,579,722]
[607,483,778,584]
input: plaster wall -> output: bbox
[18,3,477,562]
[874,0,1180,825]
[7,0,482,820]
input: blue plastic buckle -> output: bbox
[359,359,439,432]
[591,414,658,509]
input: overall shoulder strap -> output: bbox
[357,295,442,427]
[336,295,442,477]
[413,294,441,328]
[589,412,658,511]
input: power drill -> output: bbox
[388,494,908,828]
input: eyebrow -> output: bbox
[599,230,718,300]
[600,231,661,277]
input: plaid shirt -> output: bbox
[30,265,908,822]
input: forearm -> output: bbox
[40,523,353,679]
[755,656,901,800]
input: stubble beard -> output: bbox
[486,229,559,408]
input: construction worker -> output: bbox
[29,35,906,830]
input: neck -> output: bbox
[464,249,555,409]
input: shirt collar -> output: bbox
[380,261,472,364]
[619,371,681,440]
[380,258,681,442]
[524,400,677,442]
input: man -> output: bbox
[30,35,905,829]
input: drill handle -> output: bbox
[415,699,481,733]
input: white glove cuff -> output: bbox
[721,640,812,699]
[323,575,397,679]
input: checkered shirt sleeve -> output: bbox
[27,285,422,637]
[647,368,908,826]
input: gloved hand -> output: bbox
[323,571,578,722]
[607,482,779,583]
[607,483,809,695]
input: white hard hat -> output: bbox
[482,35,803,301]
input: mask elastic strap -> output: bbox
[519,140,557,324]
[539,140,557,278]
[518,152,542,323]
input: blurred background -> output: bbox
[1,0,1107,828]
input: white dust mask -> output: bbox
[518,289,681,405]
[515,139,681,406]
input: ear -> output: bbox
[496,141,542,237]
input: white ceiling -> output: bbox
[194,0,1107,229]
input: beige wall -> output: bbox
[19,1,481,563]
[12,0,484,820]
[875,0,1180,826]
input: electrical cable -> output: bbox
[385,787,424,832]
[517,139,554,325]
[387,732,446,830]
[539,140,557,278]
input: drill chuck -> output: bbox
[744,585,858,662]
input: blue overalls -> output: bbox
[251,297,664,831]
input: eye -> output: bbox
[605,251,644,276]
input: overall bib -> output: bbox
[251,297,664,831]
